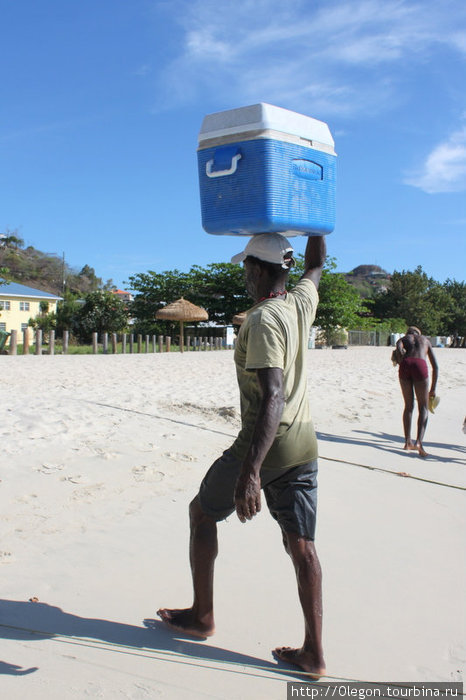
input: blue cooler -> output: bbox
[197,103,336,236]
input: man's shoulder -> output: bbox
[290,277,318,295]
[289,277,319,306]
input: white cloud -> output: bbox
[153,0,466,114]
[404,126,466,193]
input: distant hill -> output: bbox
[344,264,391,298]
[0,234,113,296]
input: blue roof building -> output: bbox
[0,281,62,334]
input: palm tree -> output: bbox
[0,230,24,249]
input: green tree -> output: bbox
[313,261,365,343]
[372,266,452,335]
[72,291,129,342]
[28,311,57,338]
[290,255,364,341]
[441,279,466,336]
[128,269,193,336]
[55,292,83,338]
[185,262,250,326]
[28,300,57,342]
[128,263,250,336]
[1,229,24,249]
[129,255,369,343]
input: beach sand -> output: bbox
[1,347,465,698]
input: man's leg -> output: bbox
[399,378,415,450]
[157,496,217,637]
[413,378,429,457]
[274,531,326,678]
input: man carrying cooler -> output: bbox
[158,232,326,678]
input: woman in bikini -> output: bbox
[394,327,438,457]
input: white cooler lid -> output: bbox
[198,103,334,149]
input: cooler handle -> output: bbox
[206,153,242,178]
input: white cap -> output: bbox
[231,233,294,269]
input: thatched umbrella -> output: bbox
[156,297,208,352]
[232,311,247,326]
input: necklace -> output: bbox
[257,290,287,303]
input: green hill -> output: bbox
[344,264,391,298]
[0,232,113,296]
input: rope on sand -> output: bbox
[319,455,466,491]
[86,402,466,491]
[2,623,463,691]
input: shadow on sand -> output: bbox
[0,599,303,681]
[317,430,466,464]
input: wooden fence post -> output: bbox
[145,335,149,353]
[102,333,108,354]
[63,330,69,354]
[122,334,127,353]
[158,335,163,353]
[49,330,55,355]
[9,330,18,355]
[137,334,142,353]
[92,332,98,354]
[166,336,171,353]
[35,329,42,355]
[111,333,118,353]
[23,328,30,355]
[129,334,134,353]
[152,335,156,353]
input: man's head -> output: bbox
[407,326,421,336]
[231,233,295,270]
[231,233,295,301]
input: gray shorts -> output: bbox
[198,449,318,540]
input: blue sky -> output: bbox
[1,0,465,289]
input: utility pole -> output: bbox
[62,252,66,295]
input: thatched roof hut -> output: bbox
[156,297,208,352]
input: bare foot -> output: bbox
[157,607,215,638]
[273,646,326,678]
[414,442,429,458]
[403,441,416,451]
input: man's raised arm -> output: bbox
[301,235,327,289]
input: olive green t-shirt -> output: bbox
[231,277,319,470]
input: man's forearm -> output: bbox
[303,235,327,288]
[304,235,326,272]
[240,392,284,477]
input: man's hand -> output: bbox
[234,472,261,523]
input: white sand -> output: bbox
[0,347,465,699]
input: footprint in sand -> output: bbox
[132,465,165,483]
[163,452,197,462]
[16,494,38,504]
[92,447,120,460]
[138,442,159,453]
[61,474,89,485]
[70,484,105,502]
[0,551,13,563]
[34,463,65,474]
